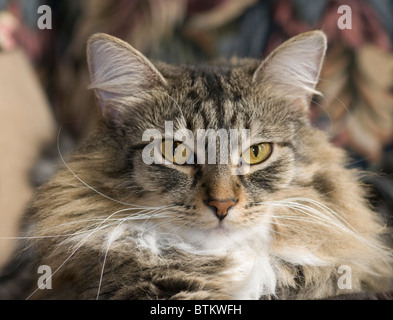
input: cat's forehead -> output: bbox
[154,61,264,130]
[161,61,259,98]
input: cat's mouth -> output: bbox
[212,221,228,232]
[206,217,239,236]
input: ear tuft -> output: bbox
[253,30,327,104]
[87,33,166,118]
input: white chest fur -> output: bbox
[100,222,327,299]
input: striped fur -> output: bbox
[1,31,392,300]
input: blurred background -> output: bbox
[1,0,393,266]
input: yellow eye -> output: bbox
[161,140,192,165]
[242,143,272,165]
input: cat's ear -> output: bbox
[87,33,166,119]
[252,30,327,108]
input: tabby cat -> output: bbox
[1,30,393,300]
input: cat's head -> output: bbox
[85,31,329,247]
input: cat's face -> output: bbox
[86,31,327,245]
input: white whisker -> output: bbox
[258,197,393,260]
[57,125,164,210]
[25,206,141,300]
[96,218,128,300]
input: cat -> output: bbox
[1,30,393,300]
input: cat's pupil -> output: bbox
[172,143,177,156]
[172,142,186,158]
[173,142,179,156]
[252,146,259,158]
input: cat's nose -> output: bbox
[205,199,238,221]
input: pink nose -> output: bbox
[206,199,238,220]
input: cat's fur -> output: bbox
[1,31,393,300]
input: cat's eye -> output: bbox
[242,143,272,165]
[161,140,193,165]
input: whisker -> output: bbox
[259,198,393,259]
[96,218,128,300]
[25,206,142,300]
[57,125,165,210]
[25,204,183,299]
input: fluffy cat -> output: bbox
[1,30,393,300]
